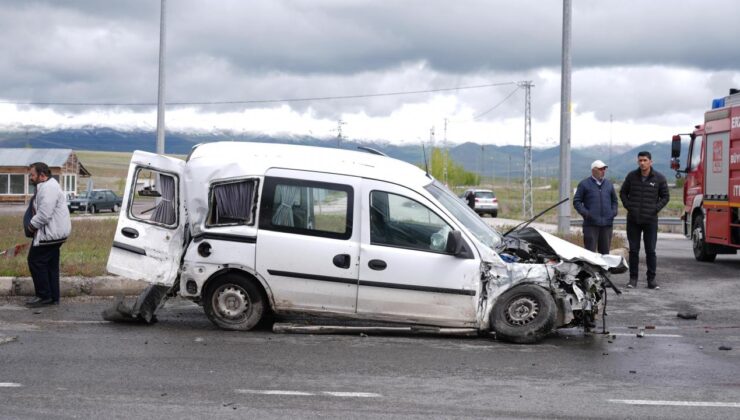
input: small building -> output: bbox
[0,148,91,203]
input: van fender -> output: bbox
[201,266,276,310]
[477,261,556,331]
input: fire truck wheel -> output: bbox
[692,214,717,262]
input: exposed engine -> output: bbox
[499,227,623,332]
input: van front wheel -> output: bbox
[204,274,264,331]
[491,284,557,344]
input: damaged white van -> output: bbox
[106,142,626,343]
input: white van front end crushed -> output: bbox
[474,227,627,342]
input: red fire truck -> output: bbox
[670,89,740,262]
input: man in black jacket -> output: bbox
[620,151,670,289]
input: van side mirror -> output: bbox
[445,230,474,259]
[670,135,681,158]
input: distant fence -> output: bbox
[570,217,682,226]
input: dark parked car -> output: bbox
[68,189,123,213]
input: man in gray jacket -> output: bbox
[25,162,71,307]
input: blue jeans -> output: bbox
[626,221,657,282]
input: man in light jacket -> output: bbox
[25,162,71,307]
[573,160,618,254]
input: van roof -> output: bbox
[187,141,433,188]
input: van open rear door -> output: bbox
[107,151,186,286]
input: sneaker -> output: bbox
[626,279,637,289]
[647,283,660,290]
[626,283,634,289]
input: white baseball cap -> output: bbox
[591,160,608,169]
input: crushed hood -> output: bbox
[507,227,628,272]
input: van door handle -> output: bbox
[121,227,139,239]
[368,259,387,271]
[333,254,351,269]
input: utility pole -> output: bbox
[443,118,449,185]
[429,126,435,176]
[480,145,485,186]
[520,80,534,218]
[507,154,511,189]
[155,0,167,154]
[557,0,572,234]
[336,119,346,148]
[609,113,613,169]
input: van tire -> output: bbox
[203,274,265,331]
[491,284,557,344]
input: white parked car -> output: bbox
[106,142,626,343]
[462,188,499,217]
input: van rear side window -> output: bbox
[207,179,258,226]
[259,177,353,240]
[130,168,178,228]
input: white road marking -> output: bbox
[0,383,22,387]
[609,399,740,408]
[236,390,314,396]
[323,392,381,398]
[611,333,683,338]
[235,389,381,398]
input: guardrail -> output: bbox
[570,217,682,226]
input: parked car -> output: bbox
[106,142,626,344]
[68,189,123,213]
[462,188,498,217]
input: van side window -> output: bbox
[370,191,451,252]
[207,179,258,226]
[130,168,178,228]
[259,177,353,240]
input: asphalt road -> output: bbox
[1,236,739,419]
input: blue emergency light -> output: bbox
[712,98,725,109]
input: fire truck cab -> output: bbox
[670,89,740,261]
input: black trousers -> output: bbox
[626,221,658,281]
[582,225,613,254]
[27,243,62,302]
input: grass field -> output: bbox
[0,215,117,277]
[455,179,684,228]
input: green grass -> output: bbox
[0,215,117,277]
[456,178,684,228]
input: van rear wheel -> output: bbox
[491,284,557,344]
[204,274,264,331]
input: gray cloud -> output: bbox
[0,0,738,126]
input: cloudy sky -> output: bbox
[1,0,739,148]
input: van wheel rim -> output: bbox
[214,285,250,319]
[505,296,539,326]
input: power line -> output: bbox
[473,86,521,120]
[0,81,518,107]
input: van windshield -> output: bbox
[425,181,503,250]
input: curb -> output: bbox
[0,276,148,297]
